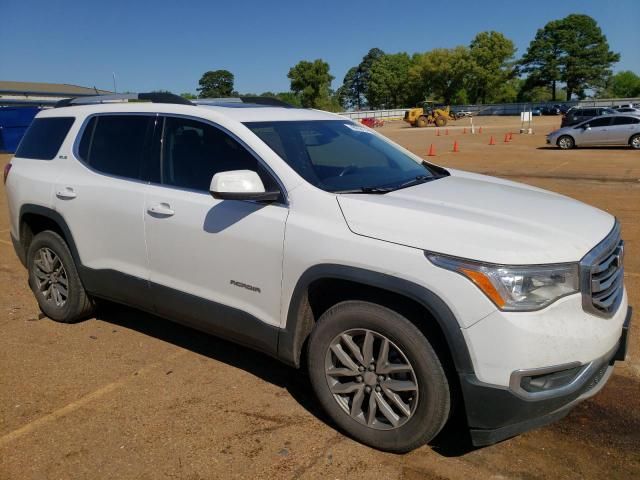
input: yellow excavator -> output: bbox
[404,101,452,128]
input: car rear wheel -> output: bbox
[27,230,94,323]
[557,135,575,149]
[630,134,640,150]
[307,301,450,452]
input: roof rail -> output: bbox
[53,92,193,108]
[193,96,294,108]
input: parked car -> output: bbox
[561,106,616,127]
[542,104,570,115]
[616,107,640,115]
[547,114,640,149]
[532,107,542,116]
[5,93,631,453]
[540,105,561,115]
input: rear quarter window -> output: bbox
[14,117,75,160]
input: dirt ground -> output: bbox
[1,115,638,479]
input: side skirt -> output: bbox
[79,267,280,359]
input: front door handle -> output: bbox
[147,203,175,217]
[56,187,76,199]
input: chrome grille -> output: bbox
[580,222,624,318]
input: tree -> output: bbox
[197,70,235,98]
[338,48,385,110]
[367,53,413,108]
[409,47,472,104]
[180,92,197,100]
[605,71,640,98]
[468,31,517,103]
[337,66,361,110]
[288,59,334,108]
[520,14,619,101]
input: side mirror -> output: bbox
[583,124,591,130]
[210,170,280,202]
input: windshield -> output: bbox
[244,120,443,193]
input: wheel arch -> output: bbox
[277,264,474,376]
[18,204,81,268]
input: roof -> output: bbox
[198,104,341,122]
[0,81,111,97]
[37,101,344,123]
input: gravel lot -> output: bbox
[1,114,638,479]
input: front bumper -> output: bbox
[461,306,632,446]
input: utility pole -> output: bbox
[112,72,117,93]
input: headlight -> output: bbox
[426,254,579,311]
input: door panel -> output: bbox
[145,187,288,327]
[610,117,640,144]
[577,117,612,145]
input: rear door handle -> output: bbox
[147,202,175,217]
[56,187,76,199]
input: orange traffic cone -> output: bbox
[479,126,483,134]
[445,128,449,136]
[463,127,467,134]
[453,140,459,153]
[504,133,510,143]
[508,132,513,141]
[428,143,436,156]
[489,136,495,145]
[436,128,440,136]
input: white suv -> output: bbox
[4,93,632,452]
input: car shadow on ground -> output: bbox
[94,302,477,458]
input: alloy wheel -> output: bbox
[33,247,69,307]
[558,137,573,149]
[324,329,419,430]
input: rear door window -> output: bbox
[15,117,74,160]
[581,109,597,117]
[78,115,155,180]
[612,116,640,125]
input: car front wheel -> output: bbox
[307,301,450,452]
[557,135,575,149]
[630,134,640,150]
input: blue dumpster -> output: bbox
[0,107,41,153]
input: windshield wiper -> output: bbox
[335,175,436,195]
[335,186,393,194]
[393,175,432,190]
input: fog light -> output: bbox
[520,365,583,393]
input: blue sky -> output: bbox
[1,0,638,95]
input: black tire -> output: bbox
[630,134,640,150]
[27,230,94,323]
[557,135,575,149]
[435,116,448,127]
[307,301,450,452]
[415,116,428,128]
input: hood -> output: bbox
[337,170,614,264]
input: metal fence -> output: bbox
[338,108,408,120]
[339,98,640,119]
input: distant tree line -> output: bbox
[183,14,637,111]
